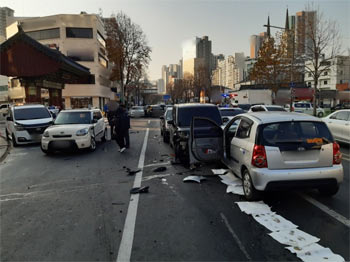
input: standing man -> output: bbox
[115,104,130,152]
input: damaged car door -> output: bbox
[189,117,224,163]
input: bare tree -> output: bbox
[104,12,151,104]
[300,3,342,115]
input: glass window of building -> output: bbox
[66,27,93,38]
[26,28,60,40]
[97,31,106,47]
[98,54,108,68]
[71,97,92,108]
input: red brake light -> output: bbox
[252,145,268,168]
[333,142,342,165]
[291,106,294,112]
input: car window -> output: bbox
[166,109,173,120]
[259,121,333,149]
[235,119,252,139]
[14,107,51,120]
[251,106,265,112]
[93,111,102,120]
[335,111,349,121]
[55,112,92,124]
[178,107,222,127]
[266,106,286,112]
[295,103,303,108]
[330,113,338,119]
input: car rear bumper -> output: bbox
[250,165,344,191]
[41,135,91,150]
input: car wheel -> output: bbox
[163,133,169,143]
[318,184,339,196]
[41,146,52,155]
[89,136,96,151]
[242,169,261,201]
[12,133,18,147]
[317,112,324,117]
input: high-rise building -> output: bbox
[250,32,267,59]
[0,7,14,42]
[295,11,316,56]
[6,13,115,108]
[157,79,165,94]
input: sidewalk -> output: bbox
[0,125,10,162]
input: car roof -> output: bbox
[219,107,243,110]
[60,109,95,113]
[12,104,46,109]
[176,103,217,108]
[242,112,322,124]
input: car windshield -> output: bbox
[132,106,143,110]
[265,106,286,112]
[178,107,222,127]
[14,107,51,120]
[259,121,333,149]
[54,112,91,125]
[165,109,173,120]
[220,109,244,116]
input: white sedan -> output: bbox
[322,109,350,144]
[129,106,145,118]
[41,109,106,154]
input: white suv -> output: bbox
[291,102,325,117]
[190,112,343,200]
[6,104,53,146]
[41,109,106,154]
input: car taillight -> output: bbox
[291,106,294,112]
[251,145,268,168]
[333,142,342,165]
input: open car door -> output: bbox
[190,117,224,163]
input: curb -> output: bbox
[0,135,10,163]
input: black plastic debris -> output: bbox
[171,160,181,165]
[153,166,167,172]
[130,186,149,194]
[112,202,125,205]
[126,168,141,176]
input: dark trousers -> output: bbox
[115,129,129,149]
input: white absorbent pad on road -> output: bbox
[286,243,345,262]
[219,172,241,186]
[236,201,273,215]
[252,213,298,232]
[211,169,229,175]
[183,176,206,183]
[226,184,244,195]
[269,229,320,248]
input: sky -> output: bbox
[2,0,350,81]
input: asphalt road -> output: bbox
[0,118,349,261]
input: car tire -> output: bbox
[318,184,339,196]
[12,133,18,147]
[89,136,96,152]
[242,169,261,201]
[163,133,169,143]
[317,112,324,117]
[41,146,52,155]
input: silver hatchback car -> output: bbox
[189,112,343,200]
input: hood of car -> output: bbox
[15,118,52,126]
[46,124,92,134]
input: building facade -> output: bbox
[295,11,316,57]
[6,13,115,109]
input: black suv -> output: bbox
[168,103,222,163]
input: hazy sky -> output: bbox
[2,0,350,81]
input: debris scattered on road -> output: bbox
[183,176,206,183]
[130,186,149,194]
[142,174,172,181]
[153,160,157,163]
[161,154,169,157]
[269,229,320,248]
[126,168,141,176]
[171,160,182,165]
[211,169,229,175]
[219,173,241,186]
[252,213,298,232]
[235,201,272,215]
[112,202,125,206]
[153,166,167,172]
[226,185,244,195]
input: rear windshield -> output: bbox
[258,121,333,149]
[238,104,251,111]
[220,109,244,117]
[55,112,91,125]
[178,107,222,127]
[14,107,51,120]
[166,109,173,120]
[265,106,286,112]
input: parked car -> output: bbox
[129,106,145,118]
[160,107,173,143]
[292,101,325,117]
[237,104,251,112]
[5,104,53,146]
[331,103,350,112]
[249,105,287,112]
[189,112,343,200]
[168,103,222,163]
[150,105,165,118]
[219,107,244,124]
[322,109,350,144]
[41,109,106,154]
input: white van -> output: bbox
[6,104,53,146]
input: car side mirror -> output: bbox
[167,120,174,125]
[222,117,229,123]
[6,116,12,121]
[92,119,98,124]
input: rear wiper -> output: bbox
[275,140,303,144]
[322,137,331,144]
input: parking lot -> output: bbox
[0,118,349,261]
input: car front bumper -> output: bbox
[250,165,344,191]
[41,135,92,150]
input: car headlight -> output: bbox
[14,124,24,131]
[76,128,89,136]
[43,130,50,137]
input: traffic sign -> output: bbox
[163,94,171,100]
